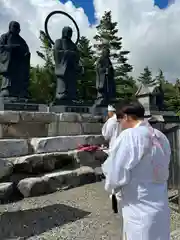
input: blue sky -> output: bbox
[60,0,95,23]
[154,0,174,9]
[59,0,175,23]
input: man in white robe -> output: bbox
[102,101,171,240]
[102,105,121,151]
[101,105,121,197]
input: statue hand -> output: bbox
[24,52,30,57]
[81,66,85,75]
[12,44,21,48]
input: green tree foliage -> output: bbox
[29,30,55,103]
[138,66,156,85]
[77,36,96,102]
[155,69,165,84]
[93,11,134,100]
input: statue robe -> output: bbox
[102,121,171,240]
[53,37,80,101]
[96,56,116,102]
[0,31,30,98]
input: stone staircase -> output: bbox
[0,111,107,202]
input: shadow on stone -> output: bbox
[0,203,91,239]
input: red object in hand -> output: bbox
[77,144,100,152]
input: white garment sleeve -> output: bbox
[102,119,117,141]
[102,129,144,193]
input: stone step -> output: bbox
[0,182,14,201]
[31,135,105,154]
[7,149,107,174]
[0,135,105,158]
[17,166,102,198]
[0,139,29,158]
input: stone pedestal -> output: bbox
[0,97,48,112]
[0,111,56,138]
[50,104,91,113]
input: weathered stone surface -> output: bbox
[31,135,105,154]
[48,122,82,136]
[0,182,14,200]
[82,123,102,134]
[0,139,29,158]
[1,122,48,138]
[11,152,75,173]
[17,177,50,197]
[19,111,56,123]
[94,150,108,163]
[59,113,82,122]
[17,166,101,197]
[81,114,103,123]
[0,159,13,180]
[0,111,19,123]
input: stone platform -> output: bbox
[0,111,104,138]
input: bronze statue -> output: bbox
[0,21,30,98]
[45,11,82,104]
[95,48,116,105]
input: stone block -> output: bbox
[17,177,50,197]
[19,111,56,123]
[0,139,29,158]
[11,152,75,174]
[49,122,82,136]
[0,111,19,123]
[0,122,48,138]
[81,114,103,123]
[59,112,82,122]
[0,182,14,201]
[30,135,105,154]
[17,166,100,197]
[82,123,102,134]
[69,149,108,168]
[0,159,14,180]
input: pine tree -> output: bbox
[36,30,54,69]
[93,11,134,100]
[29,30,55,103]
[77,36,96,102]
[155,69,165,85]
[138,67,155,85]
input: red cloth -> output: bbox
[77,144,100,152]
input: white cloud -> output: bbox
[0,0,180,81]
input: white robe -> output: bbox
[102,114,121,150]
[102,121,171,240]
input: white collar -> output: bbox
[134,120,144,128]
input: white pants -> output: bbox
[110,192,124,240]
[118,197,124,240]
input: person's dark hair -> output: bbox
[116,101,145,120]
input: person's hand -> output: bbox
[105,115,109,121]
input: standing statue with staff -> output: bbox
[95,46,116,106]
[45,11,83,104]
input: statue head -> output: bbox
[62,26,73,40]
[9,21,20,35]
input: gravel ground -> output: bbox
[0,181,180,240]
[0,182,121,240]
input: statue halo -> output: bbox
[44,10,80,45]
